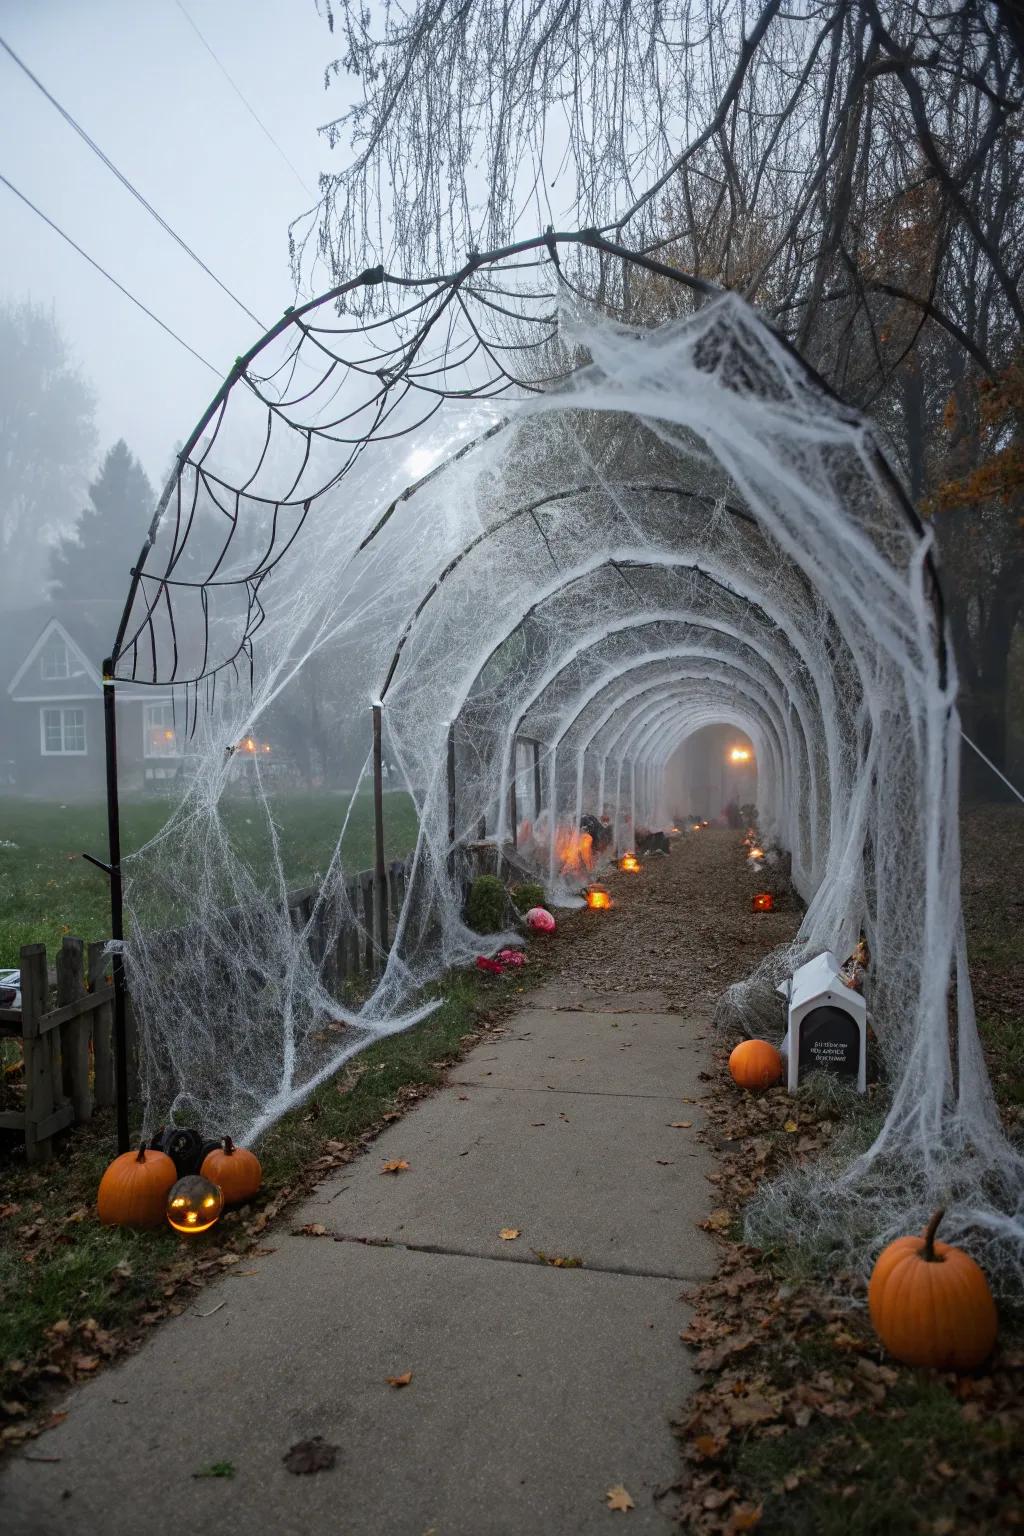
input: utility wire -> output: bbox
[961,731,1024,805]
[0,33,265,330]
[0,171,221,376]
[171,0,317,201]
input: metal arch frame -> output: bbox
[509,649,804,877]
[96,228,949,1151]
[547,654,800,859]
[506,623,821,871]
[446,554,835,859]
[588,683,787,860]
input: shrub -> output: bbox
[466,874,509,934]
[510,881,546,915]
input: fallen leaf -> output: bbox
[729,1504,763,1532]
[70,1355,100,1374]
[193,1461,235,1479]
[655,1159,675,1166]
[606,1484,635,1512]
[283,1436,338,1474]
[705,1209,732,1232]
[669,1122,694,1129]
[293,1223,327,1237]
[692,1433,727,1460]
[380,1159,410,1175]
[386,1371,413,1388]
[499,1228,521,1241]
[783,1120,799,1133]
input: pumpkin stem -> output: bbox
[923,1208,945,1262]
[136,1141,148,1163]
[223,1136,234,1156]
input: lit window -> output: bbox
[40,634,69,680]
[144,703,177,757]
[40,707,86,755]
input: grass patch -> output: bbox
[0,964,541,1421]
[733,1371,1014,1535]
[0,790,418,964]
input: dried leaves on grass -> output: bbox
[675,1044,1024,1534]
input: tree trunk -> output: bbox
[954,574,1022,801]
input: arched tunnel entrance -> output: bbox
[99,233,1021,1266]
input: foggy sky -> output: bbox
[1,0,349,490]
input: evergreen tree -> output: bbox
[0,299,96,600]
[49,439,154,604]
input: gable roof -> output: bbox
[1,601,174,703]
[7,616,99,696]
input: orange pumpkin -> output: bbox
[97,1142,178,1229]
[868,1209,997,1371]
[728,1038,783,1090]
[200,1136,262,1205]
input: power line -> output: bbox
[0,32,265,331]
[171,0,318,201]
[0,170,222,377]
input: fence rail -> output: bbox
[0,855,413,1163]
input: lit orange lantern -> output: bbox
[619,852,641,873]
[748,846,765,861]
[584,885,613,910]
[166,1175,224,1235]
[752,891,774,912]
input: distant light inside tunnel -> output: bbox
[729,746,753,763]
[585,885,613,910]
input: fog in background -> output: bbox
[0,0,350,613]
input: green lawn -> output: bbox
[0,791,420,966]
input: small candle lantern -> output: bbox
[748,846,765,861]
[584,884,613,910]
[752,891,774,913]
[619,852,641,873]
[166,1175,224,1235]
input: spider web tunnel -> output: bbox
[107,232,1023,1271]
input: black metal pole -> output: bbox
[446,721,457,846]
[372,704,389,963]
[102,659,130,1154]
[509,741,519,851]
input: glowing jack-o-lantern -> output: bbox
[619,852,641,873]
[752,891,774,913]
[166,1175,224,1235]
[748,846,765,861]
[585,884,613,910]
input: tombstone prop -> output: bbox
[778,951,867,1094]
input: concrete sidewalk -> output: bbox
[1,989,713,1536]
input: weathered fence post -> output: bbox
[20,944,54,1165]
[346,877,361,976]
[57,936,92,1124]
[360,869,376,974]
[89,939,116,1108]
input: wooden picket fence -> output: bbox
[0,856,413,1164]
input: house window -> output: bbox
[40,707,87,755]
[144,702,177,757]
[40,634,70,680]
